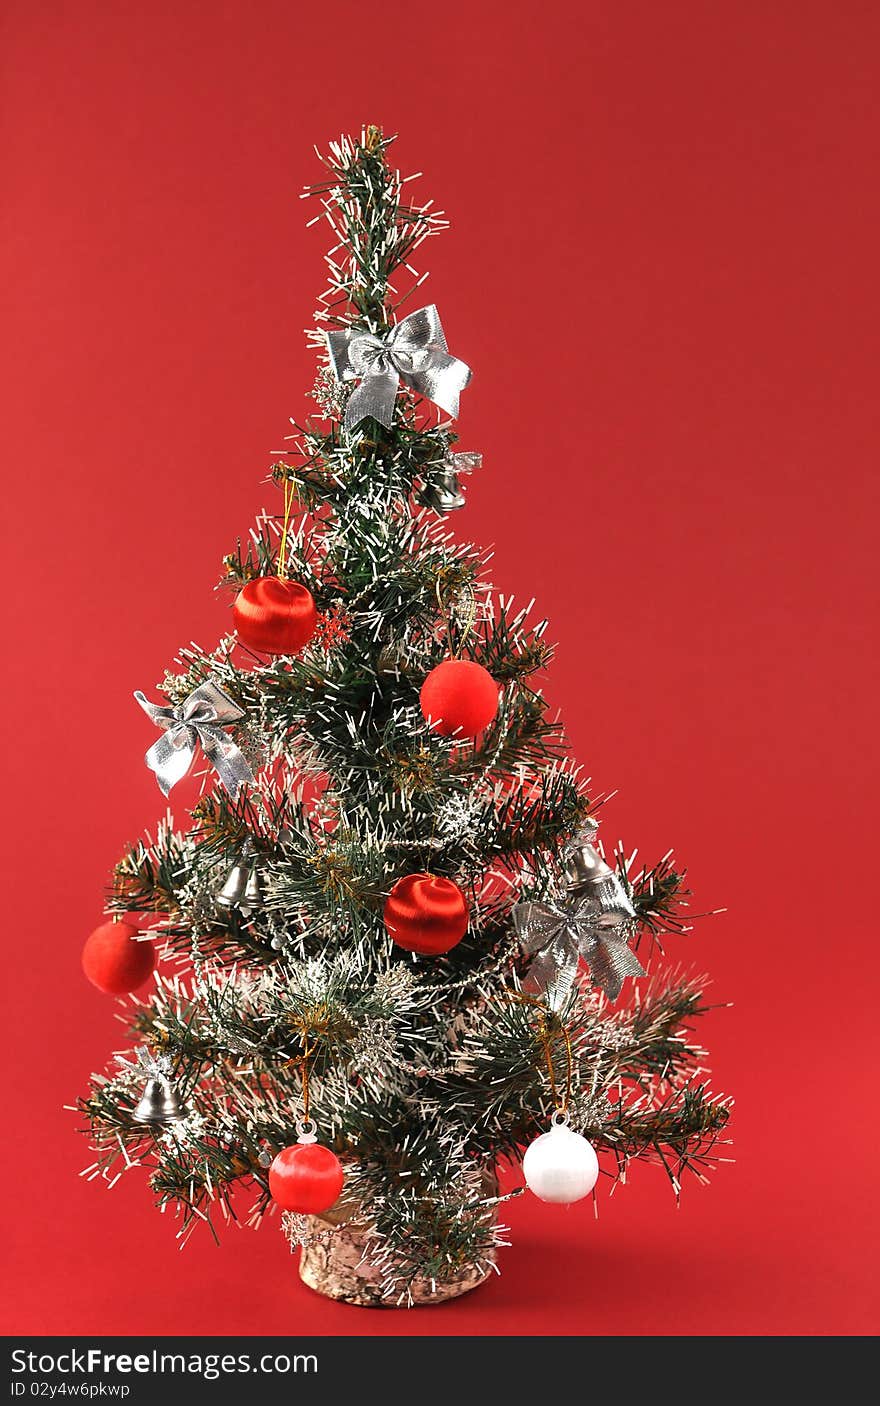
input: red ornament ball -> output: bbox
[269,1141,344,1215]
[383,873,469,956]
[81,920,155,995]
[232,576,317,655]
[420,659,499,738]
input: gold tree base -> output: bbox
[298,1218,495,1308]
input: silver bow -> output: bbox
[326,305,471,432]
[134,680,254,799]
[513,894,645,1008]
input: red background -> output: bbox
[2,1,878,1337]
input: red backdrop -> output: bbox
[2,1,877,1337]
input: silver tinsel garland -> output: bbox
[281,1212,333,1252]
[351,1018,398,1077]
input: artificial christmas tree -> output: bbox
[78,128,730,1307]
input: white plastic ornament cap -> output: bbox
[522,1119,599,1204]
[296,1118,318,1145]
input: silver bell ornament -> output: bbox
[418,465,466,513]
[216,860,250,910]
[522,1111,599,1204]
[417,450,482,514]
[217,848,263,917]
[132,1075,189,1126]
[241,864,264,915]
[562,840,635,928]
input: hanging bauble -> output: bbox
[420,659,499,738]
[82,920,155,995]
[232,576,317,655]
[132,1075,189,1126]
[522,1113,600,1204]
[383,873,469,956]
[269,1121,344,1215]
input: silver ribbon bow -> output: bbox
[513,894,645,1009]
[326,305,471,432]
[134,680,255,799]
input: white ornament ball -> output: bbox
[522,1119,600,1204]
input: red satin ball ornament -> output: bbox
[82,920,155,995]
[269,1140,345,1215]
[420,659,499,738]
[232,576,317,655]
[383,873,469,956]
